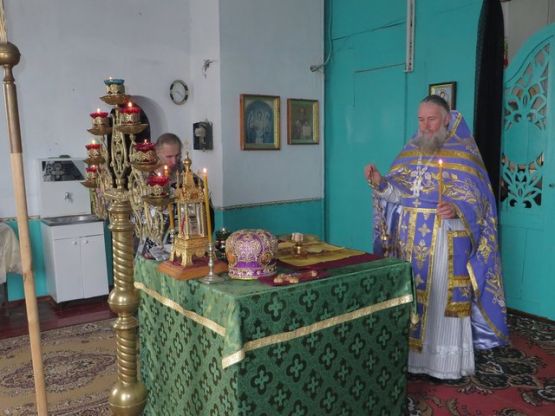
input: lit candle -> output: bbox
[121,101,140,124]
[134,141,155,152]
[147,172,170,187]
[438,159,444,204]
[168,202,175,231]
[89,108,108,119]
[85,139,101,150]
[122,101,140,114]
[163,164,169,177]
[202,168,213,244]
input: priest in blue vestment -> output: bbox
[364,95,509,379]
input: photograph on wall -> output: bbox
[240,94,280,150]
[428,82,457,110]
[287,99,319,145]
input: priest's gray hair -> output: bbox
[421,95,450,121]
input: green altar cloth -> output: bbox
[135,256,413,415]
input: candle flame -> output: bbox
[157,172,162,177]
[96,108,101,113]
[91,139,96,144]
[203,168,207,175]
[143,139,148,144]
[438,159,443,166]
[127,101,133,108]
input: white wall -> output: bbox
[0,0,324,216]
[0,0,192,217]
[219,0,324,207]
[502,0,555,61]
[188,0,224,207]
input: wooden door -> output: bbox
[500,24,555,320]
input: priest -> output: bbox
[364,95,509,379]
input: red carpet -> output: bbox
[407,313,555,415]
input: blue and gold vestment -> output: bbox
[374,112,509,351]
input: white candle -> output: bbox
[202,168,212,244]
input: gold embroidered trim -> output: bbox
[446,230,471,316]
[221,294,414,369]
[416,290,427,304]
[403,207,436,214]
[409,338,423,351]
[466,263,509,343]
[134,282,226,337]
[397,149,484,170]
[391,160,483,182]
[444,302,471,317]
[467,262,479,294]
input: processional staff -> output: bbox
[0,2,48,415]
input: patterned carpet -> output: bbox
[407,314,555,416]
[0,319,114,415]
[0,314,553,415]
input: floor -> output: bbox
[0,295,115,340]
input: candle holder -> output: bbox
[291,232,306,256]
[199,242,225,284]
[85,142,105,165]
[101,79,128,106]
[104,78,125,95]
[90,110,109,127]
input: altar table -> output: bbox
[135,256,413,415]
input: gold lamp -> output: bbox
[170,152,209,266]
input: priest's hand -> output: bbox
[437,202,457,219]
[364,164,383,188]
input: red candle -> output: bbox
[135,142,155,152]
[122,102,140,114]
[85,141,101,150]
[86,166,98,173]
[148,174,170,187]
[90,108,109,118]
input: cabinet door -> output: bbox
[51,238,83,302]
[80,235,109,298]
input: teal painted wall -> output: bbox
[5,219,47,301]
[324,0,482,251]
[6,219,113,301]
[215,199,324,239]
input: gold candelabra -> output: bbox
[83,78,170,415]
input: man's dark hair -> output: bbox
[421,94,450,113]
[155,133,182,150]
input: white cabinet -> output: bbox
[41,221,108,303]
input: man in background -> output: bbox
[155,132,182,182]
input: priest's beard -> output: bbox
[411,125,449,153]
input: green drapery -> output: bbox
[135,257,412,415]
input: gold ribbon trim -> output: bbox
[221,293,414,369]
[135,281,226,337]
